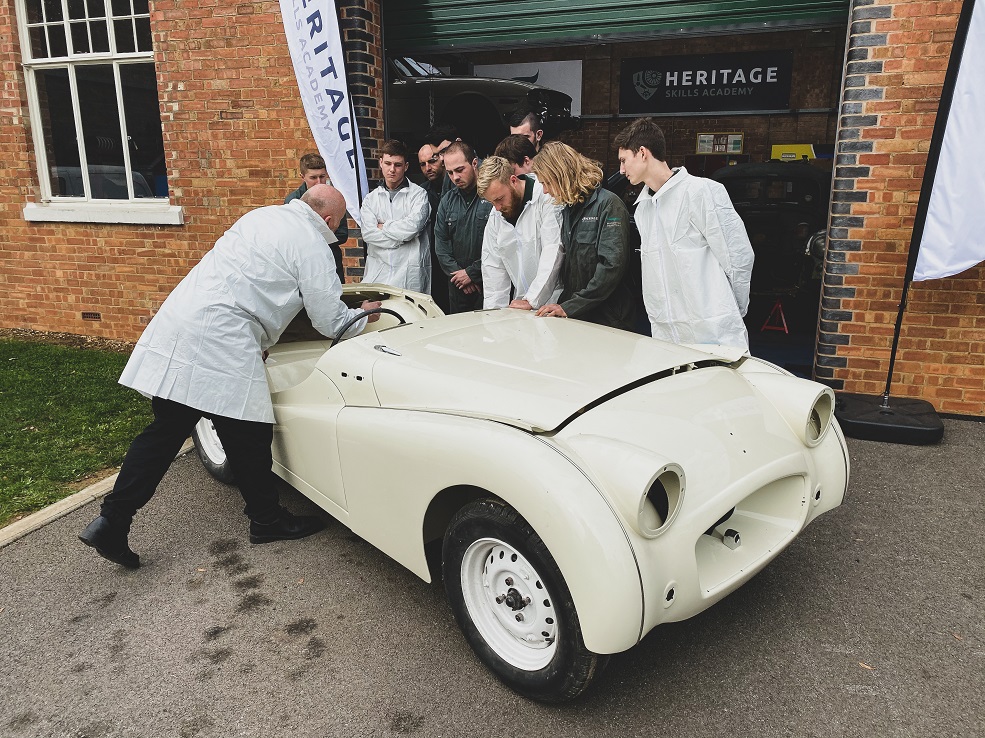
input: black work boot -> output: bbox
[79,516,140,569]
[249,509,326,544]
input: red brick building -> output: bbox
[1,0,981,414]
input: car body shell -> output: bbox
[386,56,576,155]
[260,285,849,656]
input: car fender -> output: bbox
[334,407,644,654]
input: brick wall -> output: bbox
[0,0,383,340]
[818,0,985,414]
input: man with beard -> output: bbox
[477,156,563,311]
[434,141,493,313]
[418,142,450,311]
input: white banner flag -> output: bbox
[914,0,985,281]
[280,0,368,226]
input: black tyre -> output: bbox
[442,498,605,702]
[191,418,235,485]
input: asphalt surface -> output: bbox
[1,419,982,738]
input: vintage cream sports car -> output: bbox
[192,284,849,702]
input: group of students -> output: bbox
[76,114,754,570]
[355,114,755,352]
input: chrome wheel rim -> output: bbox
[460,537,558,671]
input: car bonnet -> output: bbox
[339,310,737,433]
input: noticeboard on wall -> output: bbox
[697,133,744,154]
[620,51,793,115]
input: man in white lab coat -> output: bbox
[79,185,381,569]
[615,117,754,350]
[477,156,563,311]
[360,140,431,292]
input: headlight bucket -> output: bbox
[638,464,686,538]
[740,373,835,447]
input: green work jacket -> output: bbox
[558,186,636,330]
[434,184,494,282]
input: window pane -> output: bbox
[29,27,49,59]
[43,0,65,22]
[135,18,151,52]
[68,0,86,21]
[34,67,82,197]
[120,63,167,197]
[111,0,131,16]
[91,19,110,52]
[49,25,68,57]
[113,19,135,53]
[26,0,44,24]
[76,64,128,199]
[133,0,148,14]
[70,21,90,54]
[87,0,106,18]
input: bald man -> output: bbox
[79,184,381,569]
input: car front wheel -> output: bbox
[442,499,604,702]
[191,418,235,485]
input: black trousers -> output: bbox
[100,396,281,526]
[448,283,484,314]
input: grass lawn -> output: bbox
[0,338,152,527]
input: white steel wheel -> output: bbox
[443,498,604,702]
[191,418,235,484]
[460,537,558,671]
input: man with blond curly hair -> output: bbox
[530,142,636,330]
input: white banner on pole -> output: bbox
[914,0,985,281]
[279,0,368,226]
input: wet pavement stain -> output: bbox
[5,712,38,732]
[71,720,114,738]
[107,628,127,661]
[178,714,215,738]
[303,636,326,660]
[233,574,263,591]
[285,617,317,636]
[215,553,250,577]
[207,539,239,556]
[202,625,231,642]
[236,592,272,613]
[390,711,425,734]
[204,647,232,665]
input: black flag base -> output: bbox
[834,392,944,445]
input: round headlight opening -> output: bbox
[807,391,834,444]
[639,466,684,537]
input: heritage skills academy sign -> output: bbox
[620,51,793,115]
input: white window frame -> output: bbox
[16,0,182,225]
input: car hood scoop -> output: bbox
[362,311,736,432]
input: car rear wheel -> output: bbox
[191,418,235,484]
[442,498,604,702]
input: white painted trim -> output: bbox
[23,201,184,225]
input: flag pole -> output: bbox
[834,0,978,444]
[875,0,977,410]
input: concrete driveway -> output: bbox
[1,419,982,738]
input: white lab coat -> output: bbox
[360,180,431,292]
[481,177,564,309]
[119,199,366,423]
[635,168,754,350]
